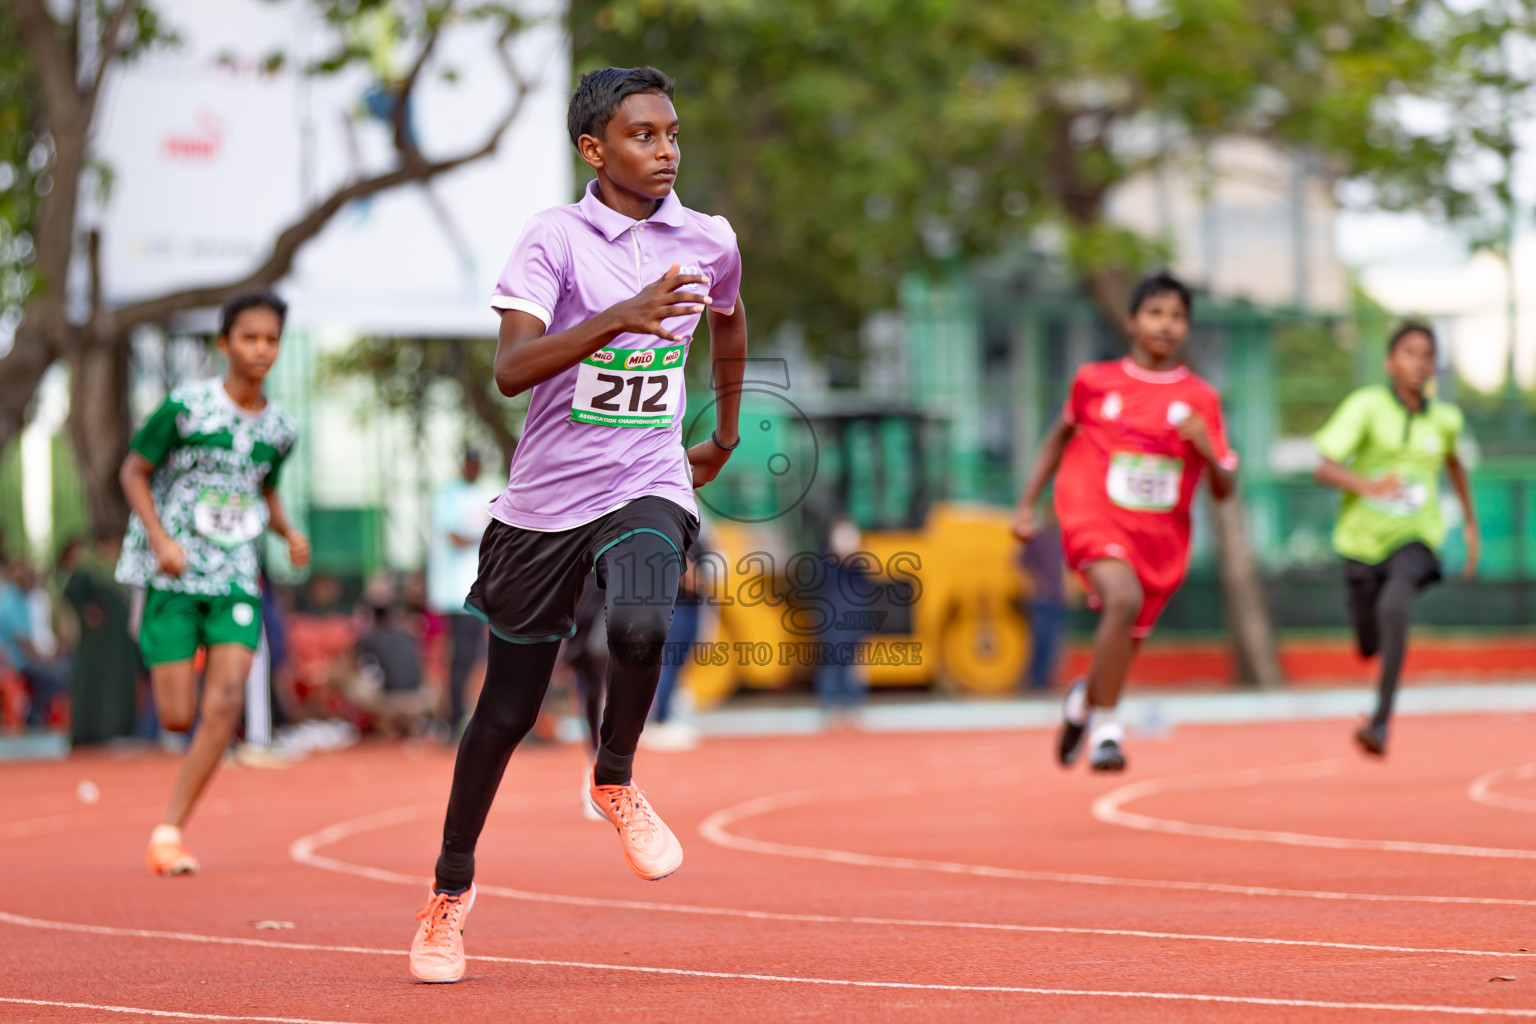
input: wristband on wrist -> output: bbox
[710,431,739,452]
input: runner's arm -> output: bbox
[1205,460,1236,500]
[1176,402,1237,501]
[686,298,748,487]
[1445,452,1479,579]
[1177,417,1236,500]
[263,486,311,569]
[1314,458,1400,500]
[119,453,185,575]
[493,263,711,397]
[1011,416,1075,541]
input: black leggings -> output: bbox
[1346,542,1441,729]
[434,531,680,890]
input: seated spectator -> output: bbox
[0,558,72,728]
[285,574,360,719]
[339,601,434,736]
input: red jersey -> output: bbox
[1052,358,1237,635]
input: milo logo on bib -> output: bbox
[1107,453,1183,512]
[571,344,686,428]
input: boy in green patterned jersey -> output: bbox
[1314,322,1478,758]
[117,290,310,875]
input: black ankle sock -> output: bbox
[593,744,634,787]
[433,850,475,893]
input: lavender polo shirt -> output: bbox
[488,179,742,531]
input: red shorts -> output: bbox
[1060,521,1189,639]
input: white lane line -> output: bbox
[3,913,1533,1018]
[1470,765,1536,814]
[288,803,1536,957]
[697,776,1536,907]
[0,996,372,1024]
[1093,761,1536,859]
[1,774,454,843]
[4,803,168,841]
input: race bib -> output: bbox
[570,345,685,428]
[193,488,263,547]
[1107,453,1182,512]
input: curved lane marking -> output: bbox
[1470,765,1536,814]
[290,801,1536,957]
[2,911,1533,1018]
[697,773,1536,907]
[1093,760,1536,859]
[0,995,372,1024]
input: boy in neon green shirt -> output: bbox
[1313,322,1478,756]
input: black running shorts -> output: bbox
[465,496,700,644]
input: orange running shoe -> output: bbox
[146,826,198,876]
[409,885,475,983]
[589,776,683,880]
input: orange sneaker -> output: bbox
[409,885,475,983]
[589,776,683,880]
[146,826,198,876]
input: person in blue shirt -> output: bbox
[0,559,71,726]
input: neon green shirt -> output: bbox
[1313,384,1464,565]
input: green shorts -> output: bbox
[139,587,262,667]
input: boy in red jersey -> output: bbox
[1011,274,1236,771]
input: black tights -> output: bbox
[1347,543,1438,731]
[1366,575,1416,728]
[434,532,680,890]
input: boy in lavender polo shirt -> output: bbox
[408,67,748,984]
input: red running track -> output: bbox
[4,713,1536,1022]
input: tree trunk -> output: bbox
[1078,265,1284,689]
[1212,491,1283,687]
[0,316,61,454]
[67,335,133,533]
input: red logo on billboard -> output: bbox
[162,112,226,162]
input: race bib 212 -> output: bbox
[570,345,685,428]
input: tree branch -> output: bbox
[84,0,138,119]
[391,0,455,164]
[113,58,534,330]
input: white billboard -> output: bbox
[91,0,571,335]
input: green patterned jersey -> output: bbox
[116,380,298,597]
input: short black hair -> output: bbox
[567,66,675,147]
[220,289,287,338]
[1128,272,1193,317]
[1388,321,1437,356]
